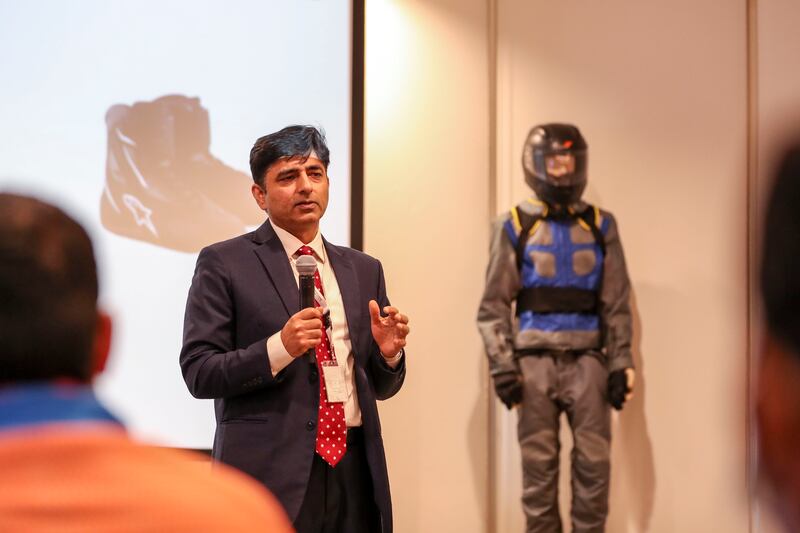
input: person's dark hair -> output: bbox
[0,194,99,383]
[249,125,330,187]
[761,145,800,356]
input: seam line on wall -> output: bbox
[745,0,759,531]
[487,0,499,532]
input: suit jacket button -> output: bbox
[309,370,318,384]
[306,420,316,431]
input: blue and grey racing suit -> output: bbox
[477,197,633,533]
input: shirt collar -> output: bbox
[270,220,326,264]
[0,383,122,431]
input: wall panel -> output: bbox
[494,2,749,531]
[365,2,491,531]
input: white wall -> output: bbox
[493,2,750,532]
[364,1,491,532]
[363,1,800,532]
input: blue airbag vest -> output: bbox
[503,203,609,333]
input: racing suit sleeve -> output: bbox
[600,213,634,372]
[477,216,522,376]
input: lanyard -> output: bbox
[314,287,340,365]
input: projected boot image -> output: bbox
[100,95,262,252]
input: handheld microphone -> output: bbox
[295,255,317,364]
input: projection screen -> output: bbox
[0,0,359,448]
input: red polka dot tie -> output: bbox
[296,245,347,467]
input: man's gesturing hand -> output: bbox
[281,307,324,357]
[368,300,410,358]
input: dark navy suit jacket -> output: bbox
[180,220,405,531]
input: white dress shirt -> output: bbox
[265,222,401,428]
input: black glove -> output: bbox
[492,372,522,409]
[607,369,630,411]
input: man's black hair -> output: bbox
[249,125,330,187]
[761,145,800,356]
[0,194,99,383]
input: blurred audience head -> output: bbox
[758,143,800,528]
[0,193,110,385]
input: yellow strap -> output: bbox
[573,204,601,232]
[517,199,547,238]
[529,219,543,237]
[510,206,522,234]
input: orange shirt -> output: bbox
[0,424,294,533]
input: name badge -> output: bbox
[321,361,347,403]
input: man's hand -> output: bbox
[280,307,324,357]
[368,300,410,358]
[493,371,522,409]
[608,368,635,410]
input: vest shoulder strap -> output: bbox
[576,204,606,256]
[512,206,542,271]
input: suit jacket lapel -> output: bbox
[324,238,364,356]
[252,220,298,316]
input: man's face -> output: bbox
[251,152,329,236]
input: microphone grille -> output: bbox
[295,255,317,276]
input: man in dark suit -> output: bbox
[180,125,410,533]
